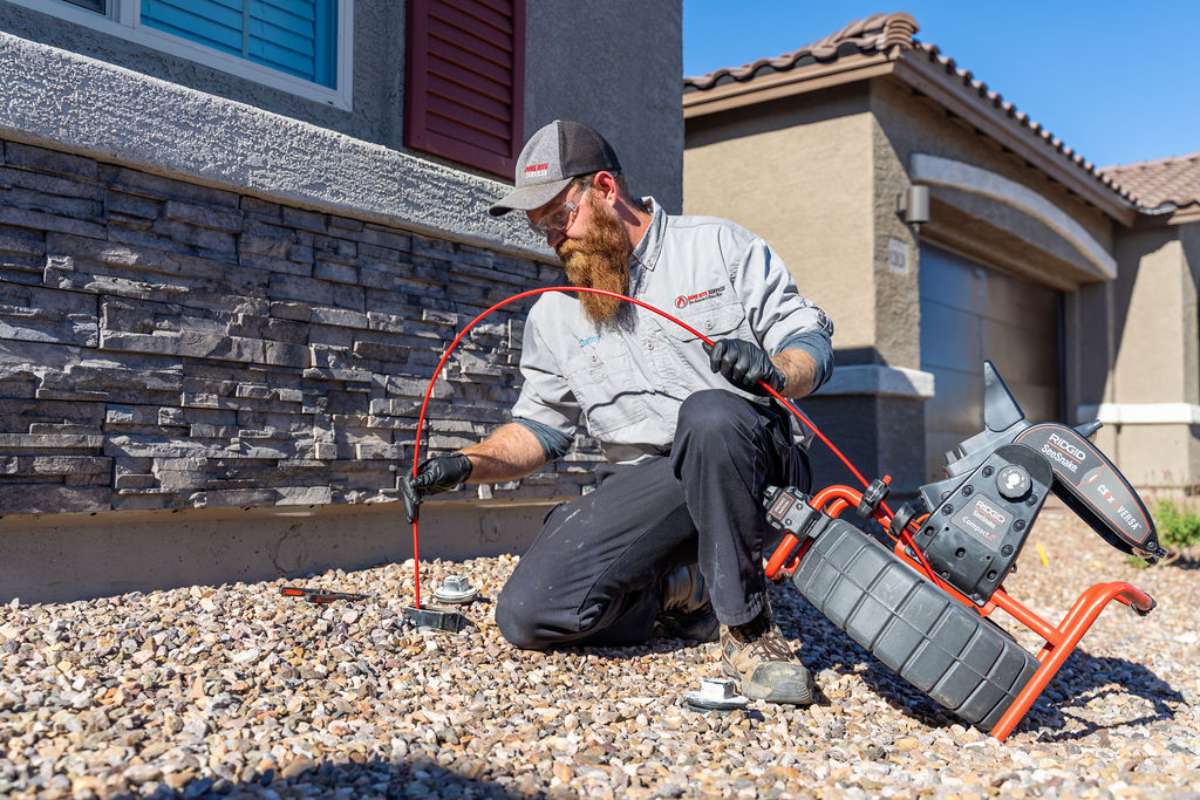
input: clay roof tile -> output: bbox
[1101,152,1200,208]
[684,12,1146,208]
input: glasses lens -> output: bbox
[529,200,576,237]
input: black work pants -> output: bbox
[495,389,811,650]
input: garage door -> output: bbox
[920,246,1062,482]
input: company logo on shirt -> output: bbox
[673,285,726,309]
[577,334,600,348]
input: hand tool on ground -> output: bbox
[407,286,1157,740]
[280,586,369,604]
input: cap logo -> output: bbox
[524,162,550,176]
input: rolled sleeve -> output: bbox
[510,312,580,451]
[730,236,834,384]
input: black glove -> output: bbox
[400,453,473,523]
[706,339,786,396]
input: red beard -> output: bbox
[556,197,633,326]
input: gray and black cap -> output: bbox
[488,120,621,217]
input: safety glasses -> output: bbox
[527,179,591,237]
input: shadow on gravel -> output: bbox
[1021,653,1187,742]
[774,588,1187,739]
[167,757,521,800]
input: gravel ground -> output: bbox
[1,508,1197,799]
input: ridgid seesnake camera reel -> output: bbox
[403,287,1158,742]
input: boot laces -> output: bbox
[729,610,792,662]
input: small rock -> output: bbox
[281,757,317,780]
[123,764,162,784]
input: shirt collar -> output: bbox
[630,196,666,273]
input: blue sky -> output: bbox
[684,1,1200,168]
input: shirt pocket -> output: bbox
[667,299,747,343]
[564,343,649,437]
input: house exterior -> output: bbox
[0,0,683,602]
[683,13,1200,499]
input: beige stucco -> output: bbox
[870,102,921,368]
[1093,221,1200,488]
[868,79,1114,259]
[684,85,877,357]
[1112,230,1187,404]
[684,71,1200,493]
[1110,423,1200,489]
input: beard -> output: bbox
[556,197,632,326]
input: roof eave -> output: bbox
[682,52,895,120]
[682,47,1138,227]
[891,53,1137,227]
[1167,204,1200,225]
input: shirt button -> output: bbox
[646,341,654,350]
[590,353,598,363]
[704,320,713,331]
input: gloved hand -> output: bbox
[706,339,786,396]
[400,453,473,523]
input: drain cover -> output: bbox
[432,575,480,605]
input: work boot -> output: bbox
[720,601,815,705]
[653,563,719,643]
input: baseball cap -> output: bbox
[488,120,622,217]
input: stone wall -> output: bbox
[0,139,598,515]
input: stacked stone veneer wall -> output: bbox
[0,140,599,515]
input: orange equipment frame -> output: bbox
[764,484,1156,742]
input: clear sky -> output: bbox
[683,1,1200,168]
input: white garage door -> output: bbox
[920,246,1063,482]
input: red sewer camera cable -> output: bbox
[408,286,940,609]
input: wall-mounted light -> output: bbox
[896,185,930,232]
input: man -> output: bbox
[401,121,833,706]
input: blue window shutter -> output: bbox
[141,0,339,89]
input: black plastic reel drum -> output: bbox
[791,518,1038,731]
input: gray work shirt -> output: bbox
[511,198,834,463]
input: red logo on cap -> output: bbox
[524,162,550,175]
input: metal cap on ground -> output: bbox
[684,677,750,711]
[432,575,480,605]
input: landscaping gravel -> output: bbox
[1,507,1196,798]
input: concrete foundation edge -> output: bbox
[0,500,558,605]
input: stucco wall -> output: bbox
[525,1,683,212]
[0,0,683,208]
[869,99,920,369]
[1099,222,1200,488]
[1111,229,1186,404]
[869,78,1116,275]
[683,85,876,357]
[0,0,404,146]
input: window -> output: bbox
[405,0,526,179]
[60,0,108,12]
[11,0,353,109]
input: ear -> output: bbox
[590,171,621,205]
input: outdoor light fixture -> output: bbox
[897,184,930,231]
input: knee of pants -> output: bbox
[677,389,749,441]
[494,584,550,651]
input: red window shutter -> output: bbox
[406,0,526,179]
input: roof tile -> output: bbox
[682,12,918,92]
[1101,153,1200,208]
[684,12,1139,207]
